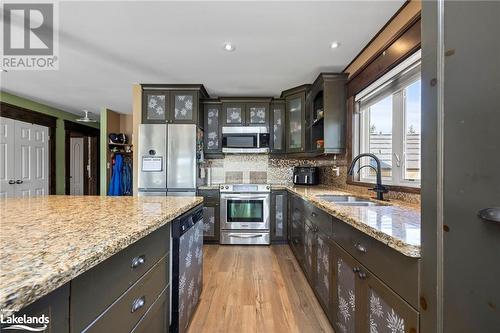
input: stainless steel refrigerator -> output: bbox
[138,124,200,196]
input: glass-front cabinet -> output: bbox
[281,85,309,153]
[222,103,245,126]
[271,190,287,242]
[204,103,221,154]
[171,91,198,123]
[246,103,269,126]
[143,90,169,123]
[270,100,286,153]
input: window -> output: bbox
[353,52,421,187]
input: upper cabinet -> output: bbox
[307,73,348,154]
[270,99,286,153]
[203,100,222,155]
[281,85,310,153]
[141,85,208,125]
[221,98,271,127]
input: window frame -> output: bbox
[353,52,422,188]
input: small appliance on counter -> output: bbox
[293,166,320,185]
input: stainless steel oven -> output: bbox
[220,184,271,245]
[222,126,270,153]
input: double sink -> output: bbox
[316,194,385,207]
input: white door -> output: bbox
[70,137,84,195]
[0,117,15,198]
[0,117,49,197]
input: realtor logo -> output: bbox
[1,1,59,70]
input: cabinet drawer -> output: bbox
[130,286,169,333]
[331,217,420,308]
[292,195,305,213]
[71,225,170,332]
[303,201,333,236]
[81,256,169,333]
[198,189,220,204]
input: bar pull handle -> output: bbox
[478,208,500,223]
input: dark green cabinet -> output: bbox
[221,99,271,127]
[142,85,208,125]
[143,90,170,124]
[198,189,220,243]
[271,190,287,242]
[289,199,305,265]
[246,102,269,126]
[270,100,286,153]
[203,102,222,154]
[171,91,198,124]
[281,85,310,153]
[222,103,245,126]
[315,230,334,321]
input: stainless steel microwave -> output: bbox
[221,126,270,153]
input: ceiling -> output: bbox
[1,1,403,115]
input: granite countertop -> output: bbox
[284,186,421,258]
[0,195,203,313]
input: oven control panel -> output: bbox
[219,184,270,193]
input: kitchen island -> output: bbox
[0,195,203,332]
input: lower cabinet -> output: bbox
[271,190,288,242]
[332,242,419,333]
[288,194,420,333]
[198,189,220,243]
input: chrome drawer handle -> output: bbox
[131,296,146,313]
[311,212,317,218]
[131,255,146,268]
[8,180,15,185]
[358,271,367,280]
[15,180,23,184]
[228,234,262,239]
[352,267,360,273]
[478,208,500,223]
[354,243,367,253]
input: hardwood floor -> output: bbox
[187,244,335,333]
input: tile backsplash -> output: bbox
[203,154,420,204]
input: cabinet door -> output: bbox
[171,91,198,124]
[246,103,269,126]
[290,203,305,265]
[143,90,169,123]
[304,220,316,283]
[204,104,221,153]
[315,231,333,317]
[202,203,220,242]
[271,190,287,242]
[363,268,419,333]
[271,102,286,153]
[333,243,359,333]
[222,103,245,126]
[286,92,306,152]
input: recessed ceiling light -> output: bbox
[223,42,235,52]
[330,41,340,49]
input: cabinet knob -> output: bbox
[15,180,23,184]
[352,267,360,273]
[478,208,500,223]
[311,212,317,218]
[131,296,146,313]
[354,242,367,253]
[8,180,15,185]
[358,271,367,280]
[131,255,146,268]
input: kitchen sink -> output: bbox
[315,195,383,206]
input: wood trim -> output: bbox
[64,121,99,195]
[0,102,57,128]
[345,96,355,164]
[342,0,412,73]
[346,178,421,194]
[346,16,421,97]
[1,102,57,194]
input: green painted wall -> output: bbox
[0,91,100,194]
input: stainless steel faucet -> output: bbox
[347,153,389,200]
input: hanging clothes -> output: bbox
[121,157,132,195]
[108,154,123,196]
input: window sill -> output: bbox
[346,178,421,194]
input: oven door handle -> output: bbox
[221,195,269,200]
[228,233,263,239]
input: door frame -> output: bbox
[0,102,57,194]
[64,120,100,195]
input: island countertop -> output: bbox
[0,195,203,313]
